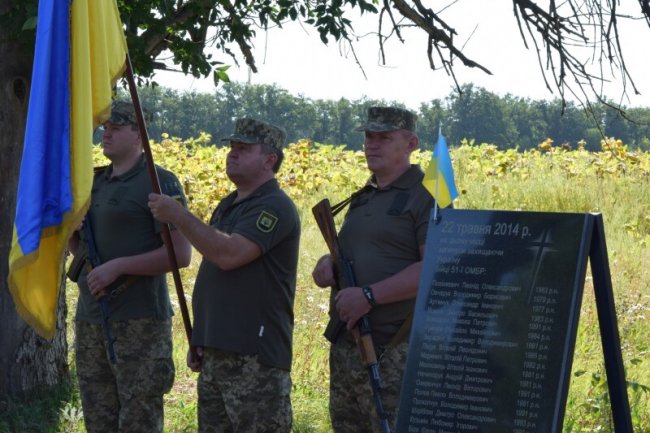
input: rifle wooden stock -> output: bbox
[356,321,377,366]
[312,199,346,343]
[312,199,391,433]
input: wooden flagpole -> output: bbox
[123,54,193,345]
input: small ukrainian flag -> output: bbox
[422,132,459,208]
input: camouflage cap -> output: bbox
[221,117,286,150]
[107,100,152,128]
[356,106,417,132]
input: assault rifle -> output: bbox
[81,217,117,364]
[312,198,391,433]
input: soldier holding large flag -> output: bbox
[9,1,192,431]
[68,101,191,432]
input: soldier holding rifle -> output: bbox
[67,101,192,433]
[148,118,300,432]
[312,106,435,432]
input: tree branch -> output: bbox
[388,0,492,77]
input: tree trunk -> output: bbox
[0,1,69,403]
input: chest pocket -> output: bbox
[349,194,369,211]
[387,192,410,215]
[211,201,247,234]
[348,190,411,216]
[107,186,129,206]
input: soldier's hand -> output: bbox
[312,255,336,287]
[148,193,183,224]
[187,346,204,372]
[87,260,121,297]
[335,286,371,330]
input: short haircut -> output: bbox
[261,143,284,173]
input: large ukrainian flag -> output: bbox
[8,0,127,339]
[422,132,459,208]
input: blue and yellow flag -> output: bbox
[422,133,459,208]
[8,0,127,339]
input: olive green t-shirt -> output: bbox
[75,156,186,323]
[191,179,300,371]
[336,165,435,345]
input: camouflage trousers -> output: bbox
[197,348,292,433]
[74,319,175,433]
[329,338,409,433]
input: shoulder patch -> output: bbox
[256,211,278,233]
[162,180,186,207]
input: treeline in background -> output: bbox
[121,82,650,151]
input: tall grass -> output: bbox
[2,138,648,432]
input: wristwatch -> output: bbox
[362,286,377,308]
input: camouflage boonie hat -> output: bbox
[108,100,152,128]
[356,106,417,132]
[221,117,286,150]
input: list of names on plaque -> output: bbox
[398,210,589,433]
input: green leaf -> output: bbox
[627,381,650,393]
[319,31,329,44]
[213,66,231,86]
[22,16,37,30]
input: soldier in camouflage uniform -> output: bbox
[148,118,300,432]
[68,100,192,433]
[312,106,435,432]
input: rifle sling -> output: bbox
[85,258,139,299]
[387,313,413,348]
[107,276,139,299]
[332,185,414,349]
[331,184,373,216]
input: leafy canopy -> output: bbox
[4,0,650,108]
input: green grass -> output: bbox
[2,140,649,432]
[0,381,82,433]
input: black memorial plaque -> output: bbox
[397,209,593,433]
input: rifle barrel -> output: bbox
[82,218,118,364]
[98,297,117,363]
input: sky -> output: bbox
[155,1,650,111]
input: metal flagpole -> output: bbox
[432,124,442,221]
